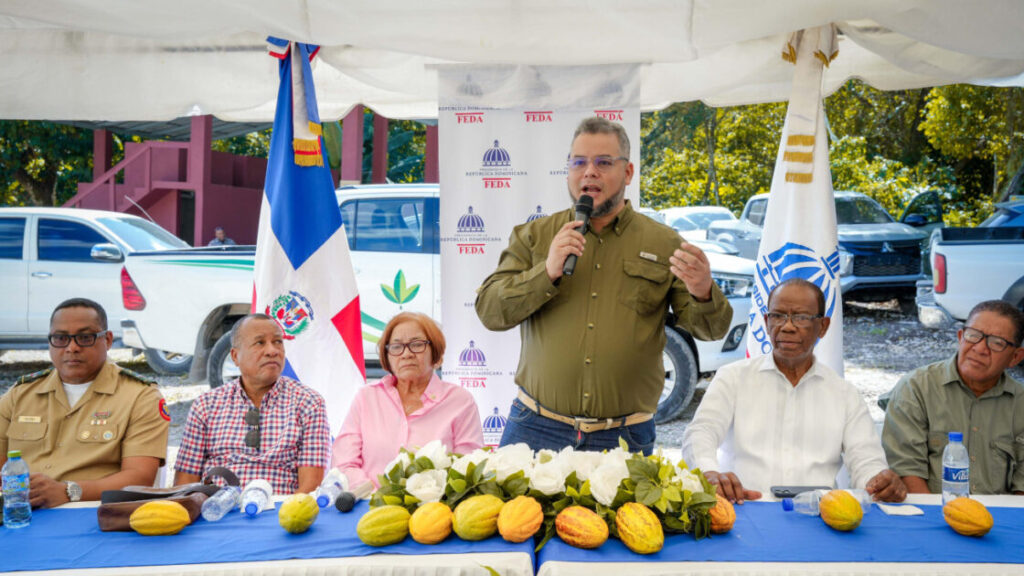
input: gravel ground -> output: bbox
[3,300,1021,471]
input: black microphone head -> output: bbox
[575,194,594,214]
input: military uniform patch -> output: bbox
[15,368,53,386]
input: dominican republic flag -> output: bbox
[746,26,844,375]
[254,38,365,435]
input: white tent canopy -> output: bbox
[2,0,1024,122]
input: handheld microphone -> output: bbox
[562,195,594,277]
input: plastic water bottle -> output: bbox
[782,489,873,515]
[200,485,241,522]
[942,431,970,505]
[240,480,273,517]
[313,469,348,509]
[2,450,31,529]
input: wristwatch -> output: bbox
[65,481,82,502]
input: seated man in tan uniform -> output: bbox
[0,298,169,508]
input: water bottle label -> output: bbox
[943,467,969,482]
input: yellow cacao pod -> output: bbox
[453,494,505,541]
[357,505,411,546]
[614,502,663,554]
[497,495,544,543]
[555,505,608,549]
[278,493,320,534]
[943,497,993,537]
[129,500,191,536]
[819,490,863,532]
[409,502,454,544]
[709,494,736,534]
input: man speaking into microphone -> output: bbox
[475,116,732,454]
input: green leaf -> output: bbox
[479,565,501,576]
[618,437,629,451]
[400,284,420,304]
[450,478,467,493]
[635,480,662,507]
[477,480,503,497]
[626,458,659,484]
[382,494,403,506]
[380,283,399,303]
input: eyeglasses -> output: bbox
[386,339,430,356]
[244,408,260,450]
[48,331,108,348]
[962,327,1015,353]
[567,156,629,172]
[765,312,823,328]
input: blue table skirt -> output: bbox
[1,500,533,572]
[538,501,1024,565]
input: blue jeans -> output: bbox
[499,399,656,455]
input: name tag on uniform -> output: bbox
[639,251,658,262]
[18,416,41,423]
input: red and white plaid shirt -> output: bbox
[175,376,330,494]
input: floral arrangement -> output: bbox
[368,439,720,549]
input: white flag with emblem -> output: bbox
[746,26,843,374]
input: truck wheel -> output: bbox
[655,327,699,425]
[206,332,240,388]
[143,349,193,376]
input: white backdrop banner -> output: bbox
[438,65,640,446]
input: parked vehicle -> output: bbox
[660,205,737,241]
[121,184,754,422]
[0,207,192,373]
[706,190,942,301]
[635,207,667,224]
[916,226,1024,328]
[978,196,1024,228]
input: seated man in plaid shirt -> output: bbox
[173,314,331,494]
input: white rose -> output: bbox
[559,446,603,482]
[384,451,412,477]
[405,469,448,503]
[491,443,534,483]
[678,468,704,495]
[529,460,569,496]
[414,439,452,470]
[534,448,558,465]
[451,449,490,477]
[589,460,629,507]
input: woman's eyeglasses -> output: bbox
[386,339,430,356]
[244,408,260,450]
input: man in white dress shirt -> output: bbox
[682,278,906,503]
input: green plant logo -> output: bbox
[381,270,420,305]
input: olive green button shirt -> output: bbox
[881,354,1024,494]
[475,202,733,418]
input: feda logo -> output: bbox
[523,110,553,122]
[456,112,484,124]
[482,407,507,447]
[266,290,314,340]
[483,178,511,189]
[458,244,485,254]
[459,377,487,389]
[594,109,624,121]
[526,205,547,223]
[458,341,487,367]
[457,206,485,234]
[482,140,511,168]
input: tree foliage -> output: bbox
[0,121,94,206]
[640,80,1024,226]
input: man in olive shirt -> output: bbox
[0,298,168,507]
[475,116,732,454]
[882,300,1024,494]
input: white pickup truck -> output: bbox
[0,206,192,372]
[916,226,1024,327]
[121,184,756,422]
